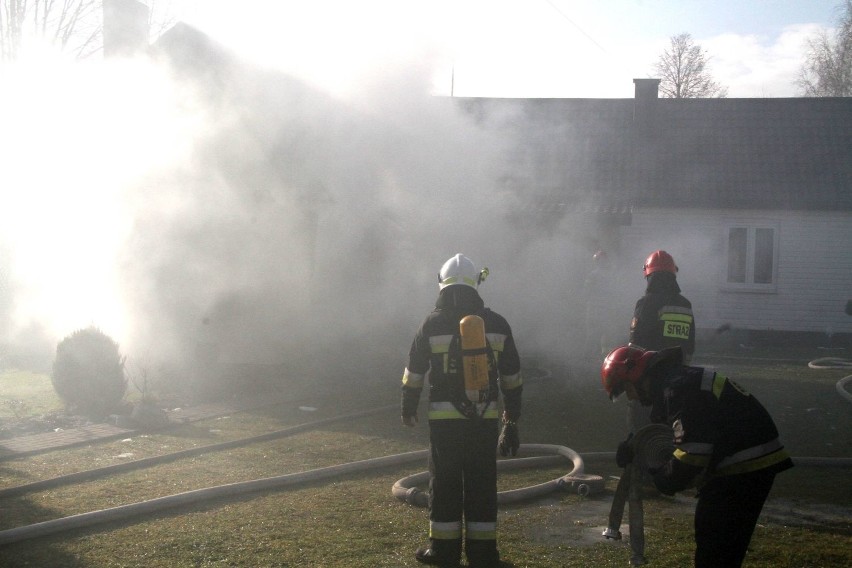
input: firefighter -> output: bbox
[630,250,695,360]
[401,253,522,568]
[628,250,695,433]
[601,345,794,568]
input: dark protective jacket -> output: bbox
[630,271,695,359]
[648,354,793,495]
[401,285,522,422]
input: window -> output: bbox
[725,226,778,291]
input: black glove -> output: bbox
[498,421,520,457]
[616,434,634,468]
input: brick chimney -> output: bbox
[633,78,660,125]
[103,0,150,58]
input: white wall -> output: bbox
[621,208,852,335]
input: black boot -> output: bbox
[466,542,500,568]
[415,547,461,567]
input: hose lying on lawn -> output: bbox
[0,404,398,499]
[0,444,602,547]
[392,443,605,507]
[807,357,852,404]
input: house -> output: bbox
[458,80,852,349]
[102,1,850,362]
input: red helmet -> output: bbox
[601,345,656,400]
[643,250,677,277]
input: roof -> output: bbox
[459,96,852,213]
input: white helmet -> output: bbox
[438,253,488,290]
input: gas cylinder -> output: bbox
[460,314,489,402]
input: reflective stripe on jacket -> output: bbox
[653,366,793,492]
[402,296,522,421]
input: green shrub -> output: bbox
[51,327,127,418]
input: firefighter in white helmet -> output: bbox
[401,253,522,568]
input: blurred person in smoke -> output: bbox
[401,253,523,568]
[628,250,695,433]
[582,249,623,360]
[602,345,793,568]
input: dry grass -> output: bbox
[0,355,850,567]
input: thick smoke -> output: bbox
[0,37,643,397]
[113,51,551,397]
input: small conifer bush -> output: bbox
[51,327,127,418]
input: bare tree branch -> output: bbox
[0,1,177,61]
[654,33,728,98]
[797,0,852,96]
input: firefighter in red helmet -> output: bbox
[601,345,793,568]
[631,250,695,360]
[628,250,695,433]
[401,254,522,568]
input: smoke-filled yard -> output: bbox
[0,347,849,567]
[1,5,850,566]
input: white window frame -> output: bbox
[722,224,779,293]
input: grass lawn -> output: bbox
[0,350,849,567]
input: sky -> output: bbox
[173,0,845,100]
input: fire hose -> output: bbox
[1,356,848,549]
[0,445,603,547]
[807,357,852,404]
[0,407,603,549]
[392,443,605,507]
[602,424,674,567]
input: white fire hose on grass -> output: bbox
[392,443,605,507]
[1,355,848,550]
[808,357,852,404]
[0,441,602,547]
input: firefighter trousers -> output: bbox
[427,417,499,567]
[694,469,776,567]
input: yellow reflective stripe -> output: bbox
[714,448,791,476]
[500,372,522,390]
[660,305,693,316]
[674,447,711,467]
[713,374,726,399]
[716,439,783,470]
[466,521,497,540]
[660,313,693,323]
[428,402,498,420]
[430,521,462,540]
[427,409,500,420]
[402,368,424,388]
[440,276,477,288]
[485,333,506,351]
[429,335,453,373]
[700,370,726,400]
[429,335,453,354]
[486,333,507,365]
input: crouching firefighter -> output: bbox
[601,345,793,568]
[401,254,523,568]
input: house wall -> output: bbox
[620,208,852,338]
